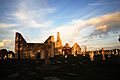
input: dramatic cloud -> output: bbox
[0,0,56,51]
[0,39,12,49]
[9,0,55,29]
[2,11,119,50]
[87,12,120,36]
[12,8,53,28]
[89,1,120,6]
[0,23,17,28]
[66,11,120,39]
[0,0,120,51]
[39,11,120,49]
[96,25,107,31]
[0,42,4,48]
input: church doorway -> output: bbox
[36,50,41,60]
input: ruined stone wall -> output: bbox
[44,35,55,57]
[15,32,27,59]
[25,43,46,59]
[63,43,72,55]
[55,32,63,55]
[71,43,81,55]
[15,32,82,59]
[15,32,55,59]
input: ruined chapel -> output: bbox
[15,32,82,59]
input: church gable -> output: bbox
[15,32,54,59]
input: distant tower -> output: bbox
[56,32,62,47]
[55,32,63,55]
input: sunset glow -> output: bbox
[0,0,120,51]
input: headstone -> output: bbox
[43,76,61,80]
[90,50,94,61]
[115,49,118,55]
[102,48,105,60]
[8,73,19,78]
[67,73,79,76]
[28,72,36,75]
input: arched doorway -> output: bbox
[36,50,41,60]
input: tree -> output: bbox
[0,49,7,60]
[7,51,15,58]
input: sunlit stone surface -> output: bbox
[15,32,82,60]
[89,50,94,61]
[55,32,63,55]
[15,32,55,59]
[71,43,81,56]
[102,48,105,60]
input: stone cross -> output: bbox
[102,48,105,60]
[90,50,94,61]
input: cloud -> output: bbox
[0,23,17,51]
[89,1,120,6]
[76,12,120,50]
[87,12,120,36]
[37,11,120,49]
[0,42,4,48]
[12,9,53,28]
[0,23,17,28]
[0,39,12,49]
[67,11,120,39]
[34,25,76,45]
[2,11,119,51]
[96,25,107,31]
[51,12,119,41]
[2,39,12,45]
[0,0,56,51]
[0,0,120,51]
[8,0,55,29]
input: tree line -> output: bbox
[0,49,15,60]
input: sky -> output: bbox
[0,0,120,51]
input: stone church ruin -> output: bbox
[15,32,82,60]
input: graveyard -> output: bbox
[0,0,120,80]
[0,32,120,80]
[0,54,120,80]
